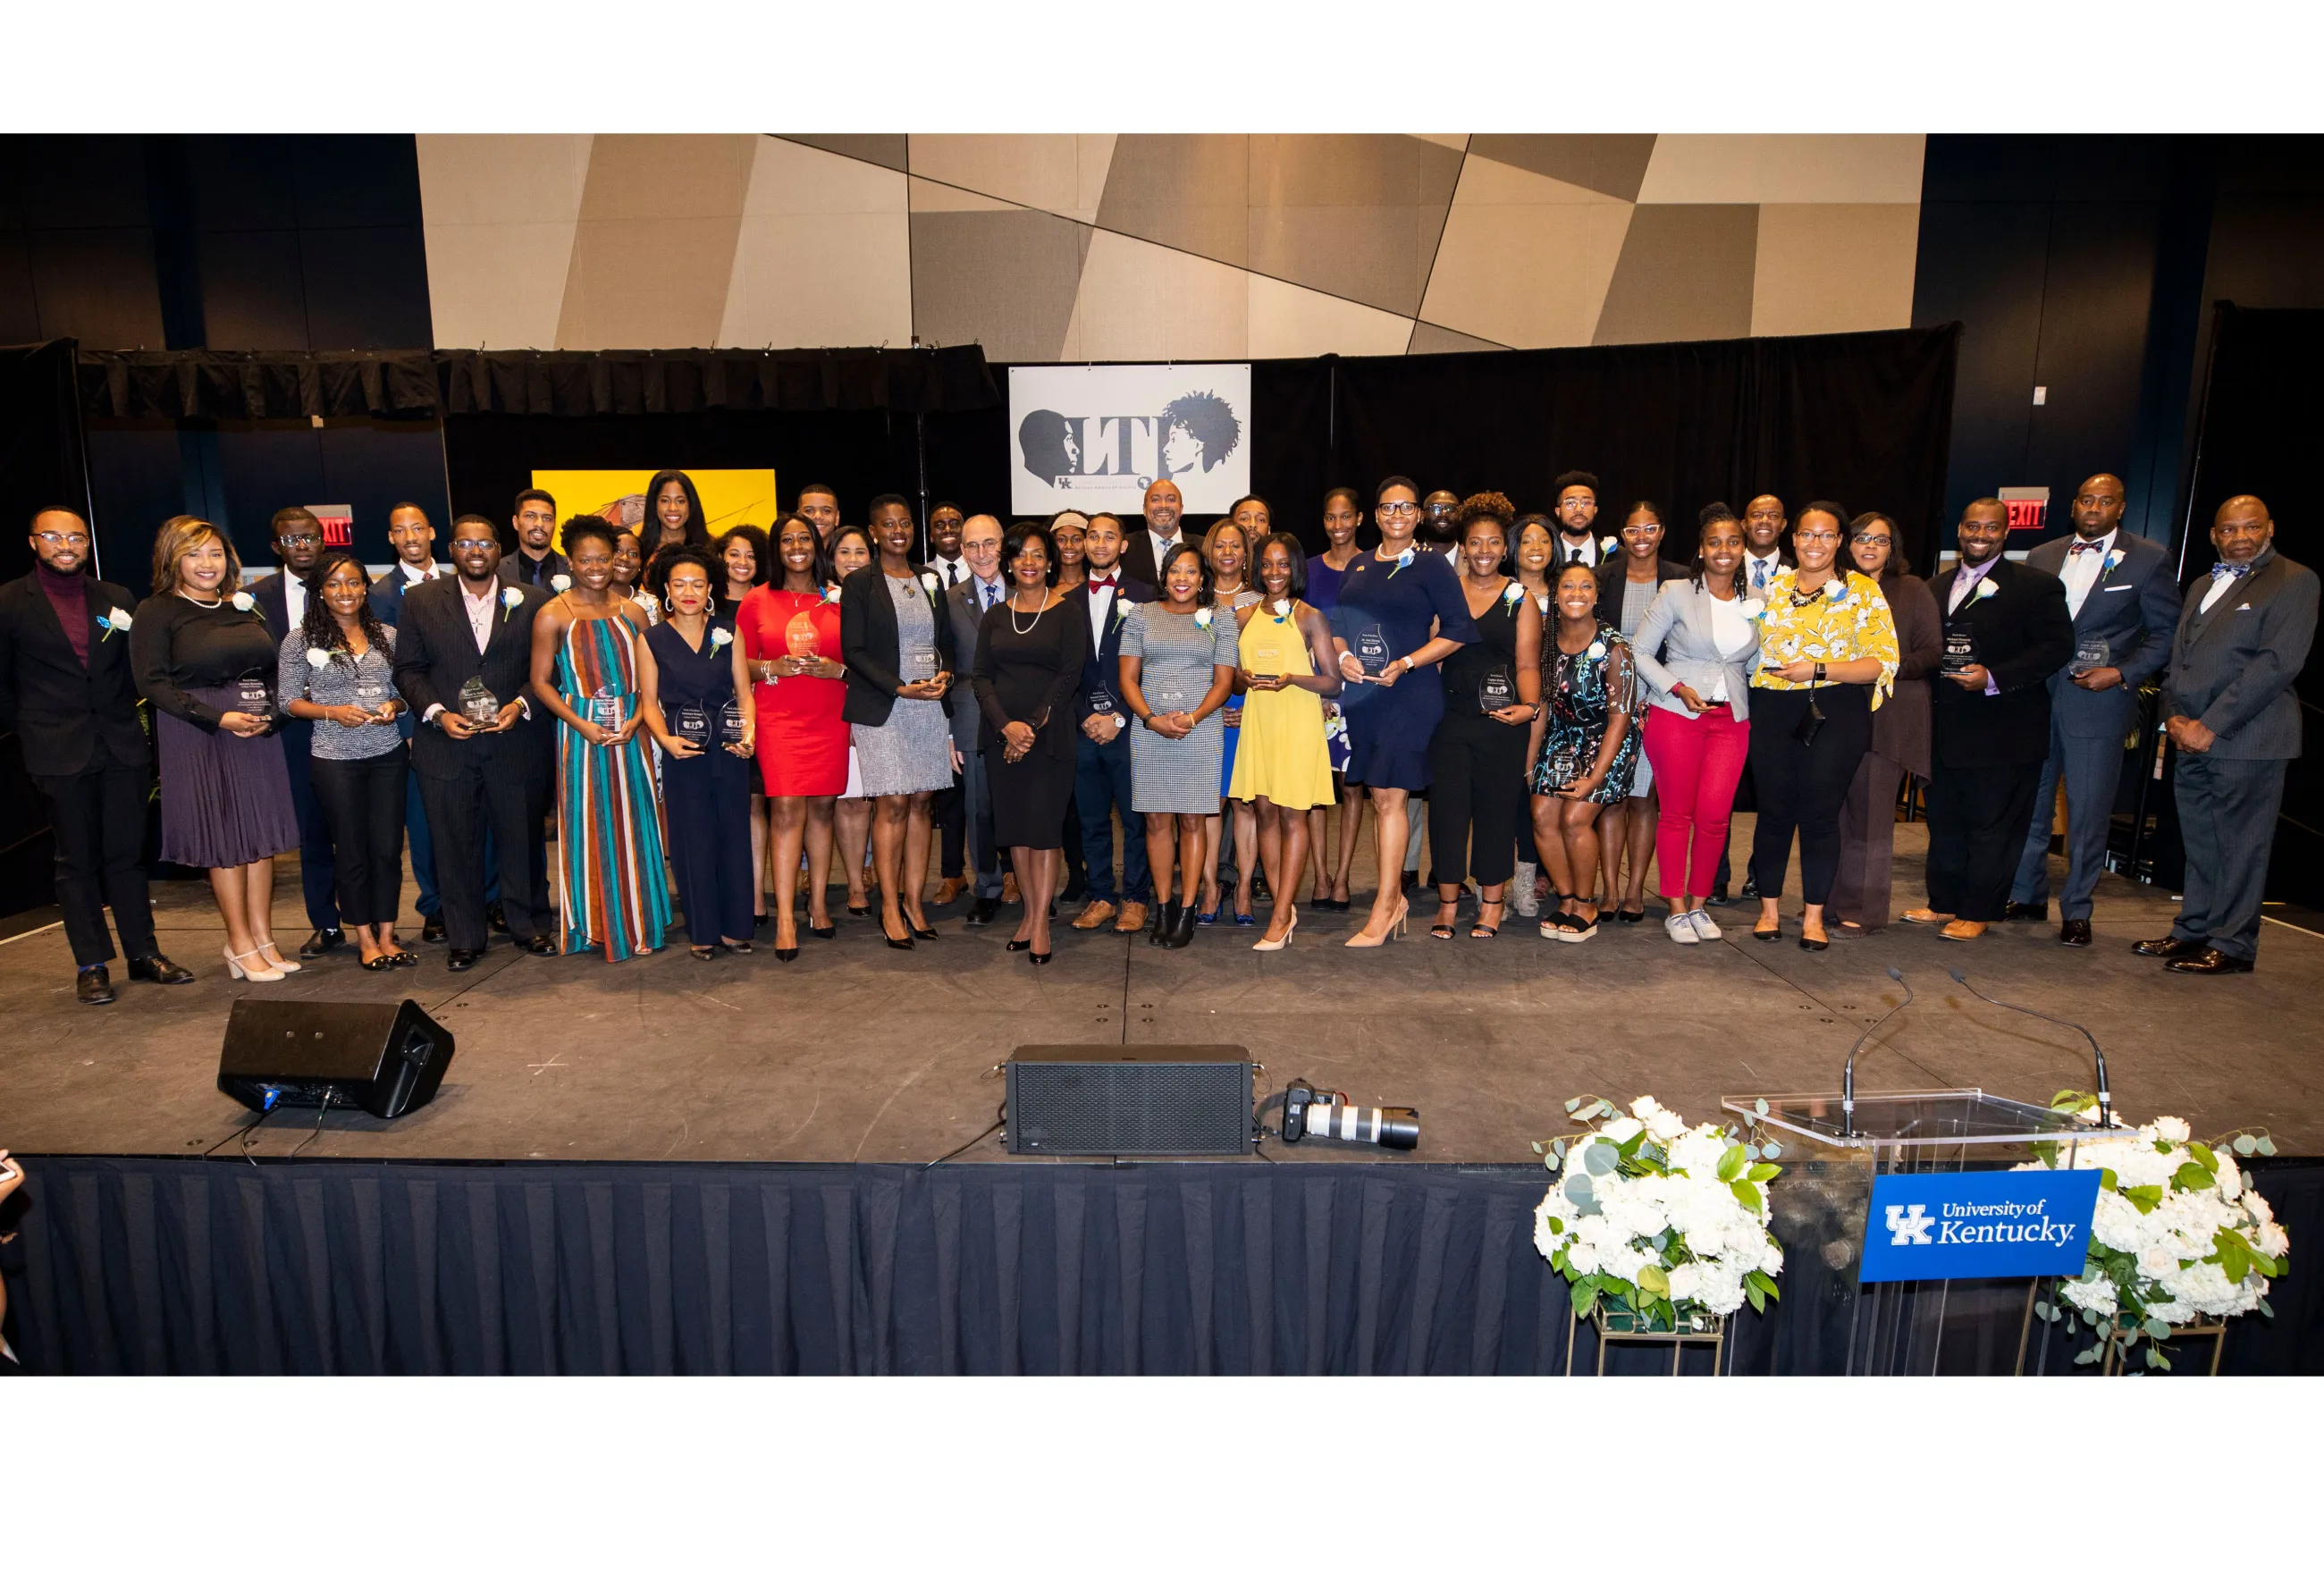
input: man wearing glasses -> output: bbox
[1551,471,1604,568]
[251,506,345,957]
[0,510,193,1005]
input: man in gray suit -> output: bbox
[2134,495,2317,975]
[2007,474,2183,945]
[945,514,1011,924]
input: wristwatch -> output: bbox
[1111,713,1127,729]
[1814,661,1827,682]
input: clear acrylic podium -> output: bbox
[1721,1090,2135,1375]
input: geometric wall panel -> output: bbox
[1418,156,1634,349]
[1593,204,1759,346]
[905,134,1115,223]
[417,134,594,350]
[910,206,1091,362]
[718,137,911,350]
[554,134,756,350]
[1637,134,1926,206]
[1467,134,1659,202]
[1751,203,1921,338]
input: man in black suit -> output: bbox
[496,487,568,593]
[2008,474,2183,945]
[2136,495,2319,975]
[392,515,558,970]
[943,515,1009,923]
[248,506,342,957]
[1901,497,2076,941]
[924,500,973,904]
[1067,512,1157,935]
[0,509,192,1005]
[1119,478,1185,591]
[369,501,454,940]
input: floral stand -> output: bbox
[1567,1300,1730,1377]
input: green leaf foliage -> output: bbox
[2172,1162,2216,1193]
[2119,1183,2165,1215]
[1730,1180,1764,1216]
[1716,1144,1747,1182]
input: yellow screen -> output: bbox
[526,468,779,548]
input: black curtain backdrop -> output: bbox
[9,1156,2317,1376]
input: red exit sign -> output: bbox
[306,503,355,549]
[2000,487,2049,534]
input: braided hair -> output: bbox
[297,553,391,667]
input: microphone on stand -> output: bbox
[1947,966,2113,1128]
[1841,966,1915,1139]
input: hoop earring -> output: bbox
[705,595,716,616]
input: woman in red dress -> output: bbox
[739,513,849,955]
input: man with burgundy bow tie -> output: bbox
[1069,513,1157,932]
[2135,496,2317,975]
[2006,475,2181,945]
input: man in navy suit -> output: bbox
[248,506,342,957]
[943,516,1011,924]
[2007,474,2183,946]
[370,501,455,940]
[1067,512,1156,934]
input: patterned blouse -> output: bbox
[1752,568,1900,707]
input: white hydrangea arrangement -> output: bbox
[2022,1096,2288,1371]
[1533,1094,1785,1330]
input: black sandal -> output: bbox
[688,945,717,961]
[1429,905,1460,939]
[1471,899,1505,939]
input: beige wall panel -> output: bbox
[779,134,907,172]
[1593,204,1758,346]
[1063,230,1249,362]
[1095,135,1252,269]
[554,135,758,349]
[575,134,757,223]
[907,134,1116,223]
[1637,135,1926,205]
[1469,135,1657,201]
[1416,156,1632,349]
[1412,134,1470,152]
[417,134,594,348]
[908,176,1019,214]
[1247,274,1414,359]
[911,209,1091,364]
[1408,320,1508,354]
[1246,134,1463,316]
[718,138,912,350]
[1750,203,1922,337]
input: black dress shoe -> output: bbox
[2000,901,2049,922]
[965,897,997,926]
[300,926,347,957]
[487,903,510,937]
[524,934,559,956]
[77,965,114,1005]
[2132,934,2201,959]
[127,954,195,985]
[2166,948,2254,975]
[421,914,446,943]
[1706,891,1734,907]
[447,948,484,972]
[2059,918,2092,948]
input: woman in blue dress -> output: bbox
[640,548,759,961]
[1306,485,1367,912]
[1326,476,1479,947]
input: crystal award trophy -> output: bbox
[2072,635,2110,677]
[1543,744,1580,792]
[784,610,822,659]
[458,675,499,726]
[1353,625,1391,676]
[588,687,624,733]
[719,700,746,745]
[1478,667,1516,714]
[1087,679,1119,720]
[906,642,940,684]
[674,702,712,750]
[1245,617,1296,685]
[233,670,274,719]
[1941,627,1978,675]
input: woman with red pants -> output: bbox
[1629,506,1762,944]
[738,513,849,958]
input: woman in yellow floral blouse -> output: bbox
[1746,500,1900,950]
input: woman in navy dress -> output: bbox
[1307,485,1367,911]
[640,549,759,960]
[1326,476,1479,947]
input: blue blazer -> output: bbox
[2023,530,2181,741]
[1077,574,1156,724]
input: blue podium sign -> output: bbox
[1859,1170,2101,1283]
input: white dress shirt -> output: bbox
[282,570,312,632]
[1083,573,1120,651]
[1746,552,1783,595]
[1558,533,1599,569]
[1706,594,1753,699]
[930,553,971,588]
[2061,529,2115,618]
[1146,530,1180,575]
[2201,571,2244,615]
[973,573,1005,613]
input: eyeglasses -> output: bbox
[1377,502,1419,516]
[1794,529,1841,544]
[1850,534,1892,548]
[1558,496,1595,510]
[277,533,322,548]
[1626,525,1663,536]
[33,530,90,548]
[449,538,497,552]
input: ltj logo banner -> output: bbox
[1007,363,1251,517]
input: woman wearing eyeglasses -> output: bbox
[1328,476,1479,947]
[1745,501,1900,951]
[1830,512,1941,935]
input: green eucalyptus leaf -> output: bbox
[1748,1162,1780,1182]
[1567,1175,1599,1215]
[1582,1141,1619,1177]
[1563,1097,1582,1114]
[1763,1140,1782,1160]
[2234,1133,2257,1155]
[1756,1098,1769,1116]
[2259,1136,2277,1156]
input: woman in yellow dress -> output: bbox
[1228,533,1343,950]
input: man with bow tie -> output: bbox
[1900,497,2074,940]
[1068,512,1157,934]
[370,501,457,940]
[2007,474,2181,945]
[923,501,973,901]
[2135,496,2317,975]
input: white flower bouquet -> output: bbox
[2022,1096,2288,1371]
[1533,1094,1786,1331]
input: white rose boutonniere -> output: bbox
[1976,576,2000,601]
[1740,597,1766,619]
[501,588,523,612]
[709,627,732,658]
[1822,578,1847,602]
[1585,639,1607,661]
[1271,597,1292,617]
[1115,599,1136,620]
[1193,606,1215,631]
[1502,580,1525,611]
[822,584,841,604]
[550,573,572,594]
[306,646,333,669]
[97,606,133,641]
[1385,546,1416,578]
[231,591,256,611]
[2100,548,2126,578]
[1600,535,1618,557]
[920,571,940,596]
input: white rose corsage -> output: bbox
[1114,599,1136,622]
[550,573,572,594]
[708,627,732,657]
[1975,576,2000,601]
[822,585,841,604]
[920,571,940,595]
[97,606,133,640]
[1585,639,1607,661]
[501,588,523,611]
[1386,546,1416,577]
[1271,597,1292,617]
[1823,578,1847,602]
[1193,606,1215,630]
[231,591,255,611]
[306,646,333,669]
[1502,580,1525,611]
[2100,549,2125,577]
[1740,597,1766,619]
[1601,535,1618,556]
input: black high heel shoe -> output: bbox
[1149,902,1176,946]
[1028,949,1053,964]
[909,922,938,941]
[809,922,836,939]
[773,947,800,963]
[1006,936,1032,952]
[1753,922,1784,942]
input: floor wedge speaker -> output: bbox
[217,998,455,1119]
[1005,1045,1252,1156]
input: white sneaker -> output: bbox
[1664,912,1700,945]
[1688,909,1723,941]
[1511,862,1539,918]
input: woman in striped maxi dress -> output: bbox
[528,515,670,960]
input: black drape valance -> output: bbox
[76,345,1001,421]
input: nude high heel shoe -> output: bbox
[1343,897,1407,948]
[225,947,285,982]
[1252,906,1298,952]
[254,939,302,973]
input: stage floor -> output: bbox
[1,819,2318,1166]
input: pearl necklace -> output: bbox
[183,592,224,609]
[1008,594,1048,636]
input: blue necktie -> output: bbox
[982,582,1000,611]
[2210,561,2251,584]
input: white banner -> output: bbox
[1007,363,1252,517]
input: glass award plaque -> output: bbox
[1246,619,1296,681]
[906,644,940,683]
[1478,668,1516,714]
[1543,745,1580,792]
[675,702,712,750]
[1353,626,1391,675]
[2072,635,2110,676]
[233,671,274,718]
[587,688,624,732]
[458,675,499,726]
[1941,628,1978,673]
[784,611,822,658]
[1087,684,1119,720]
[719,700,746,745]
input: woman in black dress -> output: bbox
[131,516,302,982]
[973,523,1090,964]
[641,549,759,961]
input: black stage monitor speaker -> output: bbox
[1005,1045,1252,1156]
[216,998,455,1119]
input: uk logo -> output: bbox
[1885,1203,1936,1246]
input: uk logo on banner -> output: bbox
[1858,1169,2101,1283]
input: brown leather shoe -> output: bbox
[2132,935,2200,959]
[931,875,964,906]
[1900,907,1953,926]
[1114,900,1149,935]
[2164,947,2254,975]
[1939,919,1987,941]
[1001,871,1021,905]
[1071,898,1117,931]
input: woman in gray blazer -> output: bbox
[1631,505,1761,943]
